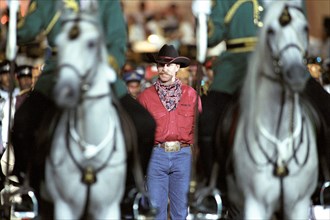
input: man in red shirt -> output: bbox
[138,44,201,219]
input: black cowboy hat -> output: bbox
[150,44,190,68]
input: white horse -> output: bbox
[45,8,126,220]
[227,1,318,219]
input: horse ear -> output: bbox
[287,0,306,10]
[279,6,291,26]
[80,0,98,14]
[291,0,304,7]
[57,0,79,18]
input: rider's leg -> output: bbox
[12,90,57,219]
[119,94,156,217]
[198,91,233,191]
[12,90,57,187]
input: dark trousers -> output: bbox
[198,91,233,192]
[11,91,58,219]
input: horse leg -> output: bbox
[285,198,310,219]
[244,197,271,220]
[98,203,120,219]
[54,201,77,219]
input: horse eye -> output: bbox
[304,25,309,33]
[267,28,275,36]
[87,40,96,48]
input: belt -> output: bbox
[156,141,191,152]
[226,37,257,53]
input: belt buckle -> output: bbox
[164,141,180,152]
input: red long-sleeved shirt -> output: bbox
[137,84,202,145]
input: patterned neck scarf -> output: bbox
[154,78,182,111]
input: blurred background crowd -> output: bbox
[0,0,329,116]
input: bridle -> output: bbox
[244,93,310,176]
[57,15,108,102]
[262,5,308,86]
[246,4,310,175]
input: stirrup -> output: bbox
[12,189,38,219]
[187,187,223,220]
[310,181,330,220]
[320,181,330,206]
[133,191,157,219]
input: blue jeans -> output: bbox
[147,146,192,220]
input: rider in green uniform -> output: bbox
[16,0,127,97]
[198,0,330,197]
[198,0,265,191]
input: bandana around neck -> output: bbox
[154,78,182,111]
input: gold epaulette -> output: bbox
[226,37,257,53]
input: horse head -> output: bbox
[258,1,309,93]
[53,8,116,109]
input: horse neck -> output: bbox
[73,74,115,145]
[253,77,302,138]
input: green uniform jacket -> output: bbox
[207,0,265,94]
[17,0,127,97]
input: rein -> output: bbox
[56,62,96,95]
[64,107,120,220]
[69,110,115,159]
[250,3,310,173]
[244,91,310,175]
[243,87,310,220]
[233,4,313,219]
[49,87,123,220]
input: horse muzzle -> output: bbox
[53,79,80,108]
[283,63,309,93]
